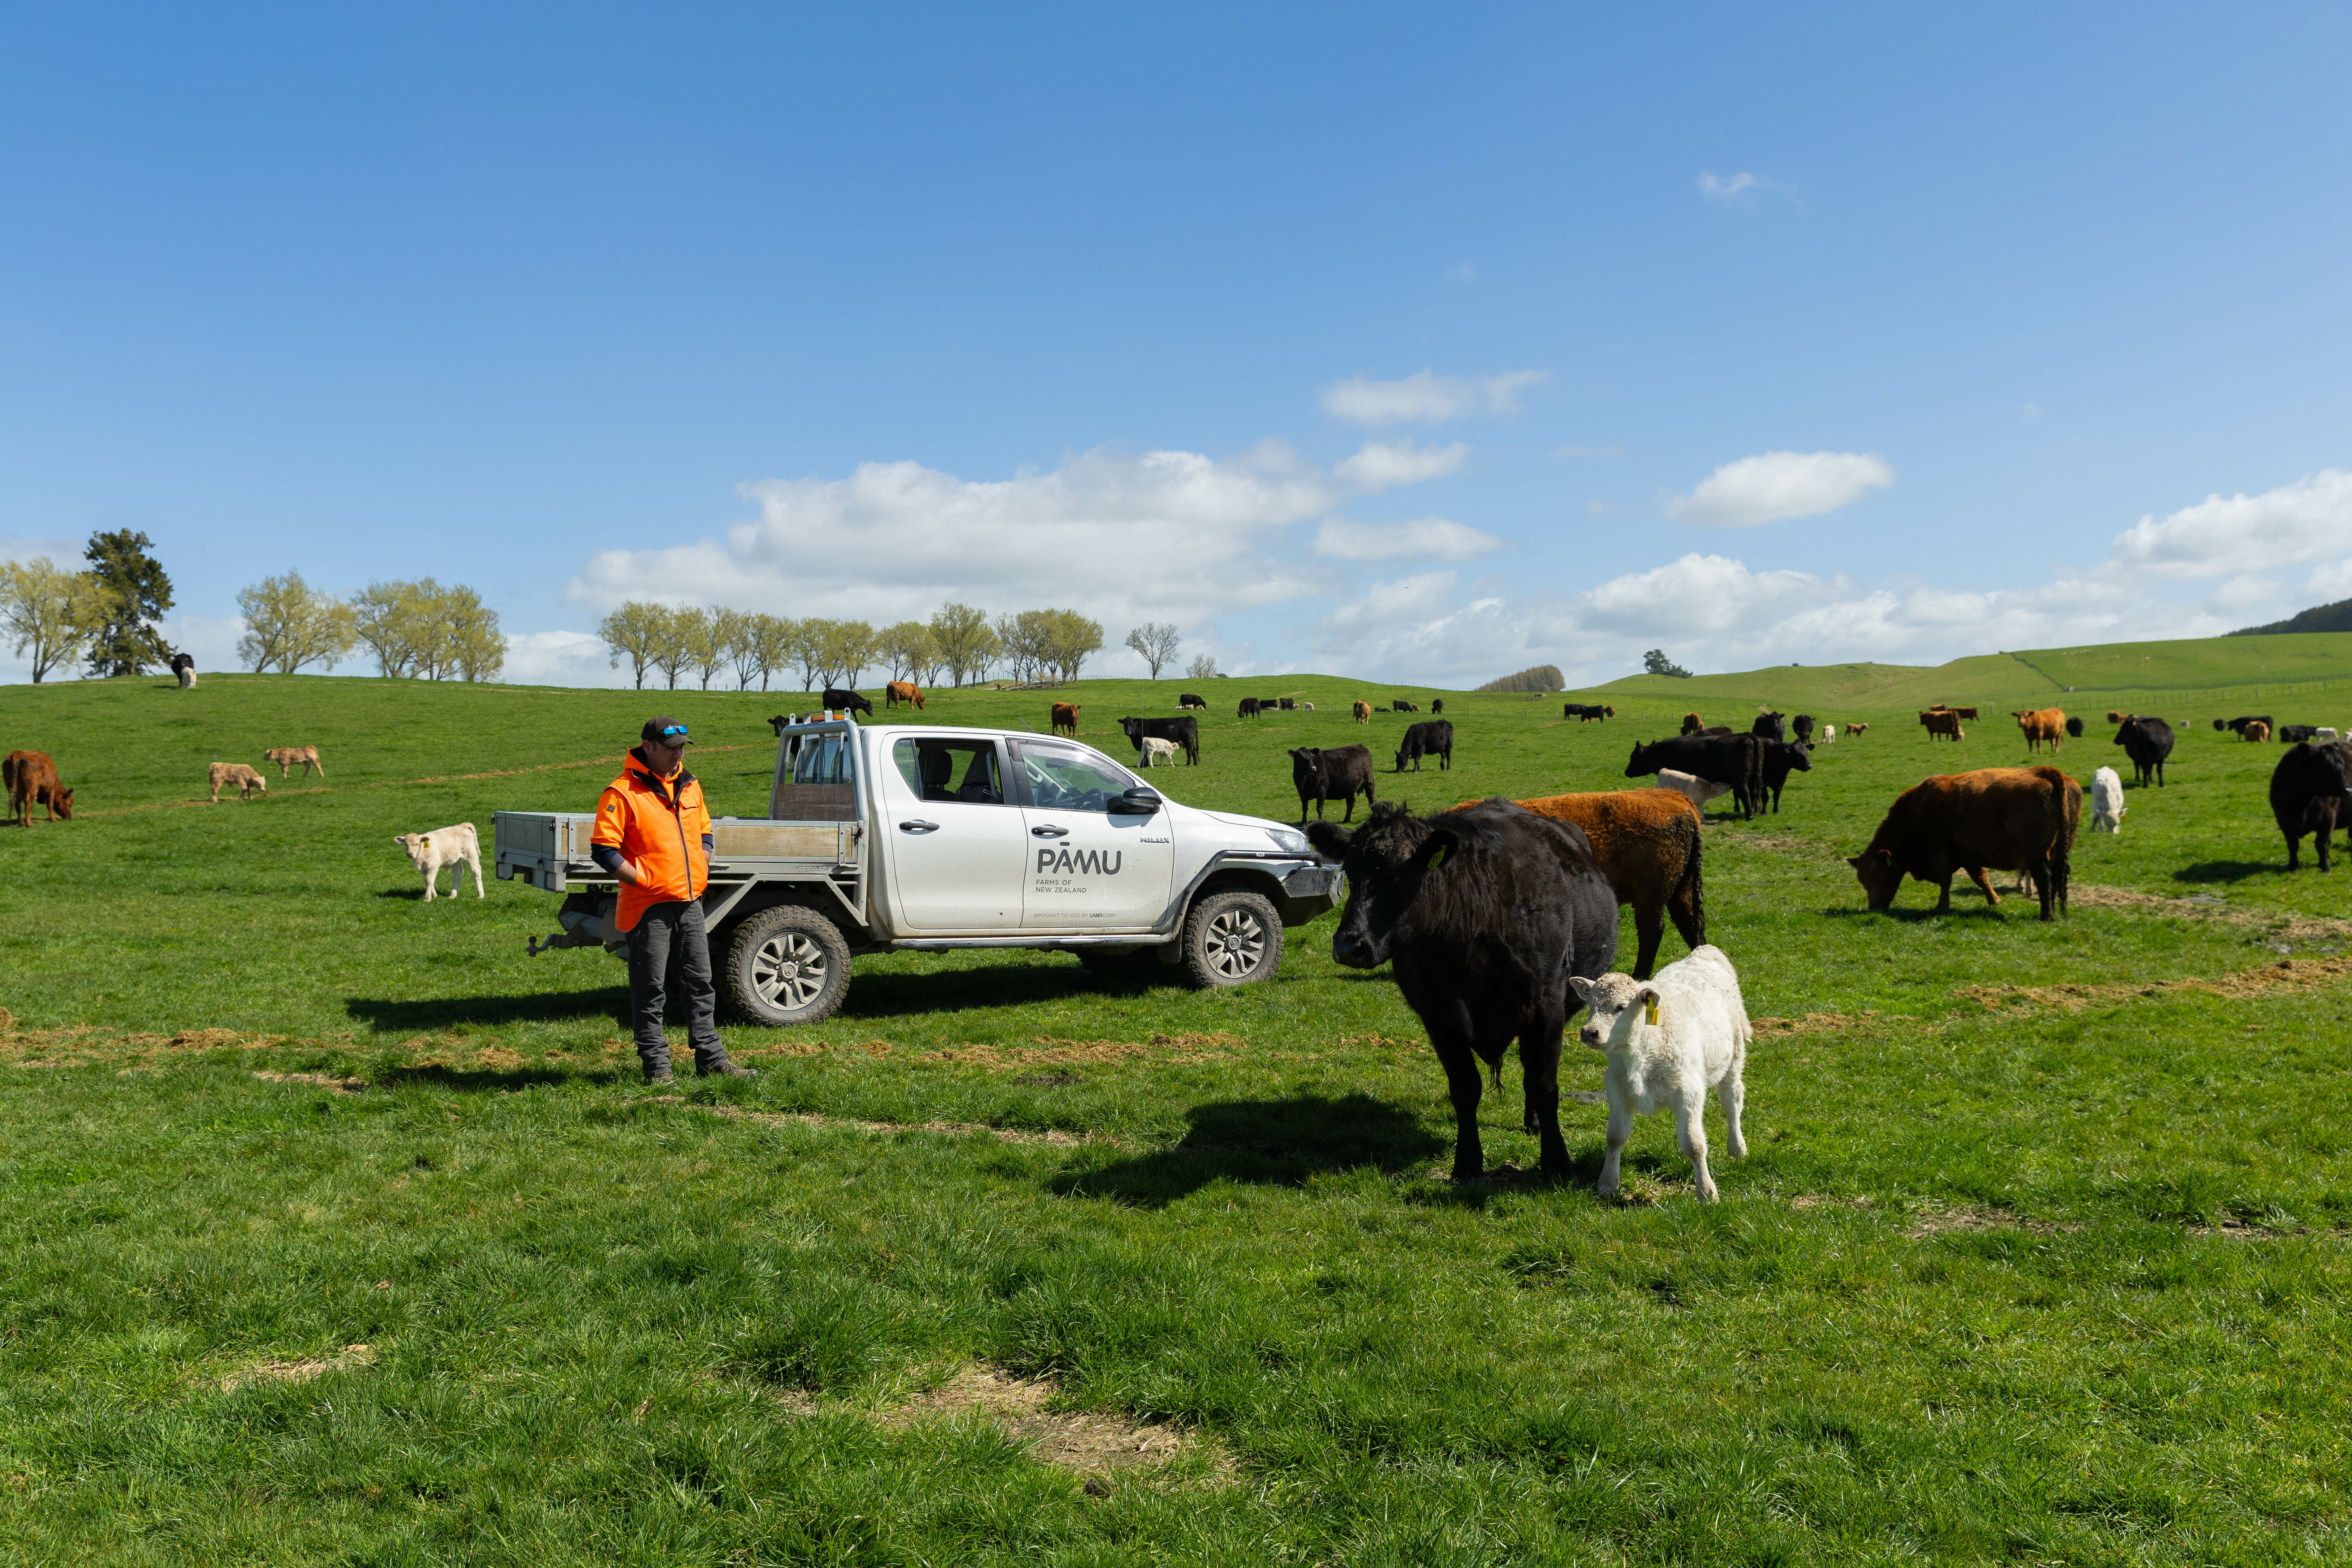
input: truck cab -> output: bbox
[494,716,1342,1026]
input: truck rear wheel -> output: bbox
[1181,889,1283,987]
[724,905,852,1027]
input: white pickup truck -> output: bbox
[493,716,1342,1026]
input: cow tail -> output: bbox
[1680,812,1707,946]
[2040,765,2072,916]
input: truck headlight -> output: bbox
[1265,826,1311,855]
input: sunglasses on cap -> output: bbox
[657,724,689,739]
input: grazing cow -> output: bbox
[2278,724,2318,744]
[1680,712,1704,736]
[1502,788,1706,982]
[1239,698,1263,719]
[1306,800,1618,1181]
[1760,739,1812,813]
[1752,710,1786,742]
[1352,700,1372,724]
[1299,702,1315,711]
[2064,716,2085,739]
[1394,719,1454,773]
[2224,715,2274,737]
[1848,765,2080,920]
[2112,716,2175,787]
[2244,720,2271,743]
[1655,769,1731,815]
[1570,947,1751,1202]
[169,651,197,688]
[2091,766,2125,833]
[1256,695,1282,713]
[1291,744,1376,822]
[264,745,324,779]
[1118,714,1200,766]
[885,681,925,710]
[2270,741,2352,871]
[207,762,268,804]
[3,751,72,825]
[1954,707,1980,721]
[2011,708,2065,751]
[1051,701,1080,737]
[1626,734,1765,821]
[1698,725,1736,737]
[1135,736,1180,768]
[1390,699,1414,713]
[1920,710,1965,742]
[2107,711,2126,725]
[1818,724,1836,744]
[822,687,875,717]
[1178,693,1208,711]
[1847,722,1869,736]
[1430,699,1444,715]
[2317,727,2341,742]
[1279,697,1296,710]
[1791,713,1815,743]
[396,822,484,900]
[1605,706,1615,719]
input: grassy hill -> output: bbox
[2,669,2350,1559]
[1582,630,2352,716]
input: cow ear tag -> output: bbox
[1644,997,1659,1026]
[1426,843,1447,867]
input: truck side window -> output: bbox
[1019,744,1132,814]
[892,739,1005,806]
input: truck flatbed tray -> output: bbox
[494,811,857,893]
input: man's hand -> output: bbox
[615,858,645,887]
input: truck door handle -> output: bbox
[898,820,939,834]
[1031,824,1067,838]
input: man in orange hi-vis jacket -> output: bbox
[590,716,757,1085]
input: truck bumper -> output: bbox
[1275,863,1344,926]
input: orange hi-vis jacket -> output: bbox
[592,749,713,932]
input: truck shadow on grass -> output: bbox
[345,988,626,1032]
[1049,1092,1445,1207]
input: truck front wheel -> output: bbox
[724,905,852,1027]
[1181,889,1284,987]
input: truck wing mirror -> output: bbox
[1109,786,1163,815]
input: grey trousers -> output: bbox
[626,899,729,1077]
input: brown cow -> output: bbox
[265,745,324,778]
[209,762,268,803]
[1920,710,1964,741]
[1846,722,1869,735]
[3,751,72,825]
[1498,789,1706,982]
[1680,712,1704,736]
[886,681,925,710]
[1050,702,1080,737]
[1352,700,1372,724]
[2106,710,2126,724]
[1848,765,2081,921]
[1954,706,1980,720]
[2011,708,2065,752]
[2244,720,2271,743]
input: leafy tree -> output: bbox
[788,617,835,693]
[82,530,174,677]
[994,610,1049,682]
[1474,663,1564,694]
[0,557,110,682]
[822,620,876,688]
[680,608,727,691]
[713,609,759,690]
[1642,648,1693,679]
[352,582,422,677]
[352,580,506,681]
[1187,652,1219,681]
[648,605,695,690]
[744,613,795,691]
[1124,621,1180,678]
[236,572,358,674]
[928,602,996,687]
[876,621,936,682]
[1047,608,1104,682]
[597,601,669,690]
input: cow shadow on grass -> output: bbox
[368,1062,589,1092]
[1049,1092,1446,1208]
[2174,860,2284,885]
[835,963,1170,1017]
[345,987,626,1033]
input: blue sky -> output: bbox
[5,3,2349,686]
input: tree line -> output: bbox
[595,602,1187,691]
[0,531,178,682]
[235,573,506,681]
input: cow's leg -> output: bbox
[1521,1018,1571,1174]
[469,852,485,898]
[1963,866,2001,904]
[1432,1040,1487,1182]
[1717,1045,1747,1160]
[422,858,437,902]
[1933,873,1956,913]
[2285,829,2302,871]
[1597,1075,1633,1197]
[1629,897,1664,981]
[1675,1080,1717,1201]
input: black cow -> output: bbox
[1258,695,1283,712]
[1626,735,1765,821]
[1306,800,1618,1181]
[2064,715,2085,739]
[2112,716,2175,787]
[2227,715,2274,736]
[1752,711,1785,742]
[1431,699,1444,715]
[1760,739,1812,813]
[1279,697,1296,710]
[1394,719,1454,773]
[1290,744,1376,822]
[2270,741,2352,871]
[2212,718,2227,732]
[1178,693,1207,711]
[1391,699,1417,713]
[822,687,875,717]
[2279,724,2318,744]
[1119,714,1200,766]
[1238,698,1263,719]
[1791,713,1815,743]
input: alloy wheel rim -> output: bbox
[752,932,828,1009]
[1205,908,1265,978]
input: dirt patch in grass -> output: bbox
[919,1033,1243,1070]
[2069,882,2352,941]
[1904,1204,2072,1238]
[219,1343,376,1392]
[1957,956,2352,1011]
[253,1070,367,1094]
[654,1097,1117,1149]
[854,1365,1224,1482]
[1752,1013,1854,1036]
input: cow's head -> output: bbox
[393,833,429,868]
[1623,743,1653,779]
[1782,742,1813,772]
[1568,973,1657,1051]
[1847,848,1903,911]
[1305,801,1462,969]
[1289,747,1322,781]
[51,786,73,819]
[1119,717,1143,742]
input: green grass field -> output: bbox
[4,652,2351,1564]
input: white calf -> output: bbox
[2090,765,2125,834]
[396,822,483,901]
[1134,736,1180,768]
[1655,768,1732,814]
[1818,724,1835,744]
[2317,727,2341,742]
[1570,945,1751,1202]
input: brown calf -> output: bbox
[2244,720,2271,742]
[265,745,324,778]
[2011,707,2065,752]
[3,751,72,825]
[209,762,268,803]
[1352,700,1372,724]
[886,681,925,710]
[1920,710,1965,741]
[1050,702,1080,737]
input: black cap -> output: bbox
[641,716,692,746]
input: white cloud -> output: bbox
[2204,575,2281,615]
[1698,171,1764,201]
[1666,450,1895,527]
[2107,470,2352,580]
[504,630,634,689]
[2299,557,2352,602]
[1313,516,1504,563]
[1332,438,1468,491]
[0,536,82,567]
[1320,369,1546,426]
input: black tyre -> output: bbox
[1180,889,1283,987]
[724,905,853,1026]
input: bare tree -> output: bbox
[1124,621,1180,679]
[1186,652,1219,681]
